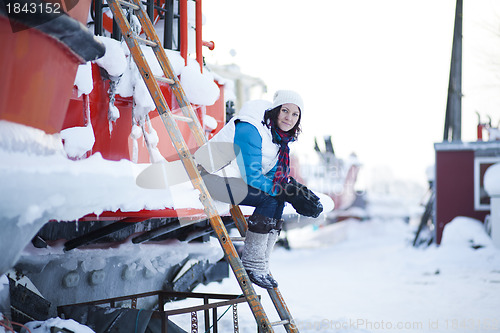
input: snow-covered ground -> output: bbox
[2,204,500,332]
[168,215,500,333]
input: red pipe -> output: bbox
[196,0,203,72]
[179,0,188,65]
[477,124,484,141]
[202,40,215,50]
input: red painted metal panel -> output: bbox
[179,0,188,65]
[62,90,86,129]
[195,0,203,71]
[79,207,206,221]
[89,64,135,161]
[0,16,79,134]
[435,149,488,243]
[60,64,227,220]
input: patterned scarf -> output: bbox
[270,120,295,192]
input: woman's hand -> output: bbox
[277,177,323,218]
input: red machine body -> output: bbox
[0,0,225,222]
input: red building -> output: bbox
[434,141,500,244]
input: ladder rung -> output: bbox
[155,76,175,85]
[171,114,194,123]
[134,35,158,47]
[117,0,140,9]
[230,237,245,242]
[271,319,290,326]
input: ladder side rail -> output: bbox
[230,204,248,237]
[106,2,274,331]
[267,289,298,332]
[130,0,206,147]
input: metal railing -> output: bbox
[90,0,210,70]
[57,290,250,333]
[91,0,178,50]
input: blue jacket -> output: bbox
[234,121,278,195]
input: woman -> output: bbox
[196,90,322,289]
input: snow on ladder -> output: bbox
[105,0,299,331]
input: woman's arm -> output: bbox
[234,121,276,195]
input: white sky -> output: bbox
[202,0,500,187]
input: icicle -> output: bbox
[140,115,164,163]
[83,95,95,159]
[129,8,142,35]
[108,76,121,134]
[130,118,143,164]
[145,116,159,147]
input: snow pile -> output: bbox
[164,48,187,75]
[94,36,128,78]
[203,114,218,131]
[0,120,64,156]
[73,62,93,97]
[440,217,493,249]
[0,121,184,226]
[17,235,224,289]
[60,125,95,159]
[484,162,500,196]
[180,59,220,106]
[21,317,95,333]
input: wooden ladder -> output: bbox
[105,0,299,331]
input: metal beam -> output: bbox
[444,0,463,142]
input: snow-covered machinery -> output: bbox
[291,136,363,224]
[0,0,234,325]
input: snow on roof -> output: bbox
[0,120,207,226]
[0,147,174,226]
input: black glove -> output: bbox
[277,177,323,218]
[288,177,321,203]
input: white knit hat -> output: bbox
[271,90,304,112]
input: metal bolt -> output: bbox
[122,265,137,281]
[89,270,106,285]
[62,271,80,288]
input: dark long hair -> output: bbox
[262,106,302,140]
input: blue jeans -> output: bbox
[239,185,285,220]
[201,172,284,220]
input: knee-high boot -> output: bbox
[241,213,276,289]
[263,219,283,288]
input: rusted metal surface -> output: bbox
[58,290,249,333]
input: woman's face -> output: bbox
[277,103,300,132]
